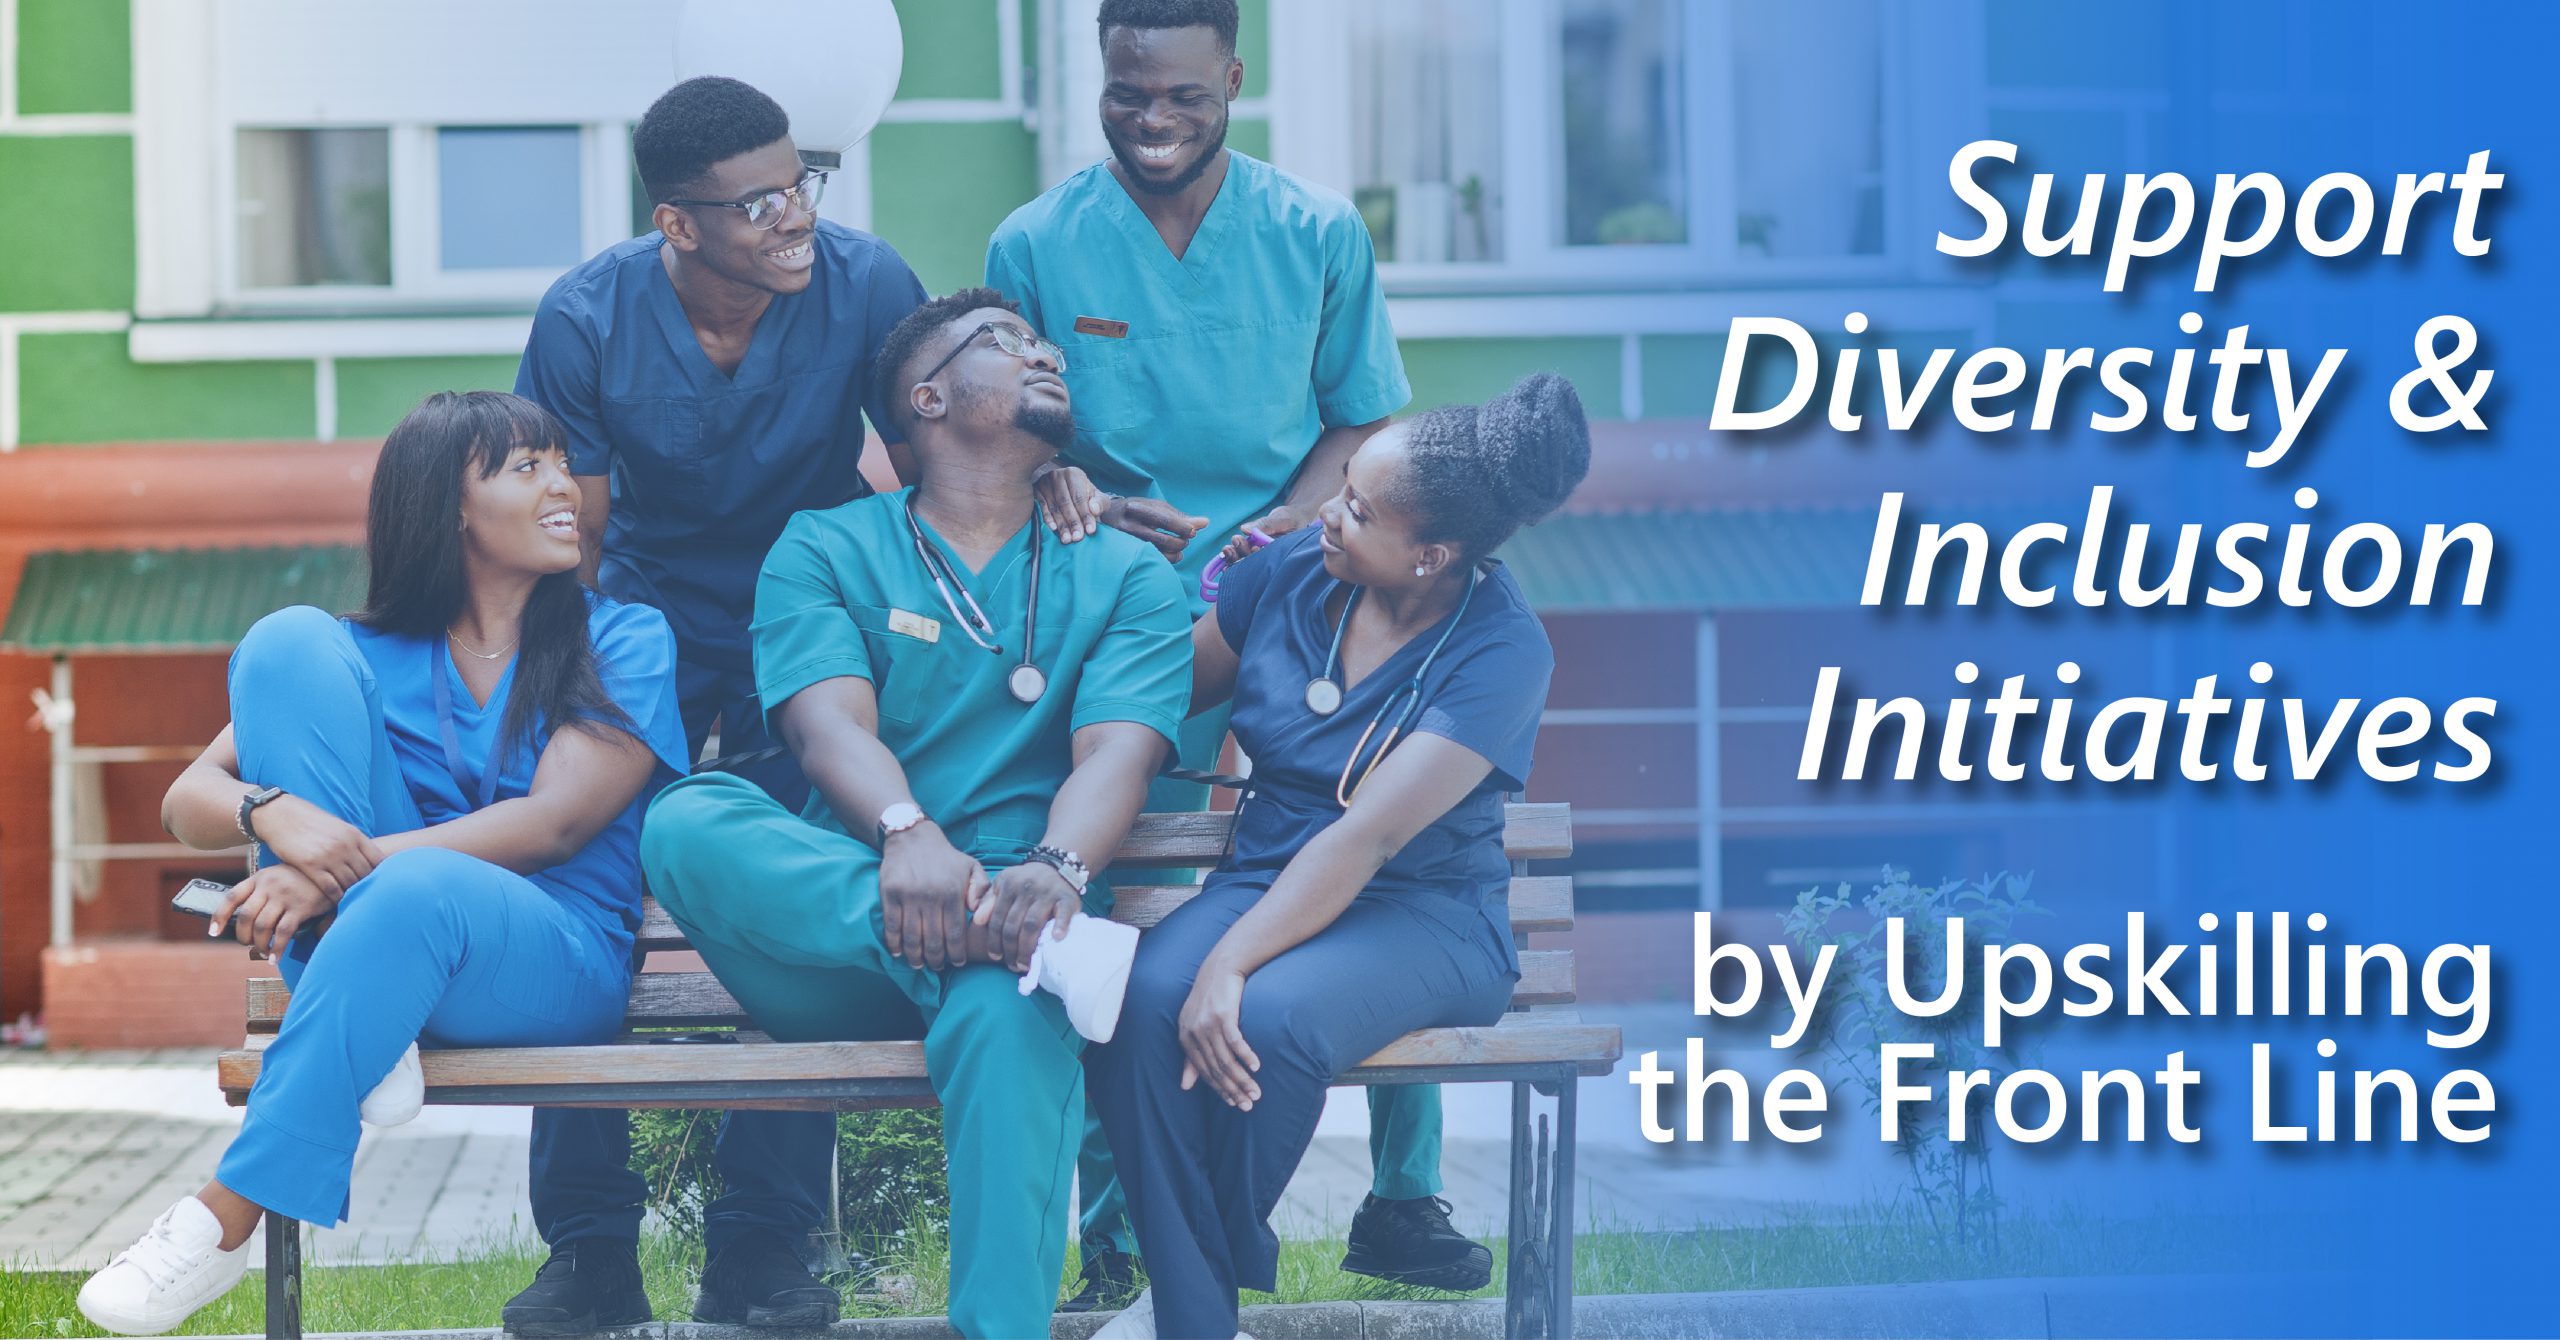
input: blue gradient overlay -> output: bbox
[1621,3,2558,1332]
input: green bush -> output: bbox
[837,1108,949,1243]
[626,1108,949,1258]
[1784,869,2043,1252]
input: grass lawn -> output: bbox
[1,1207,2266,1337]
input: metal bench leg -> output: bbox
[1505,1083,1559,1339]
[1505,1083,1534,1337]
[1549,1069,1579,1340]
[263,1210,302,1340]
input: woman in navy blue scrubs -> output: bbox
[1086,374,1592,1340]
[78,392,685,1337]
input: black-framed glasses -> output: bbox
[916,322,1069,386]
[667,170,828,230]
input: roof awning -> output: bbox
[0,546,367,655]
[0,506,1871,656]
[1505,507,1874,612]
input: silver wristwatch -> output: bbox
[877,801,928,844]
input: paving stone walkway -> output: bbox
[0,1006,1909,1273]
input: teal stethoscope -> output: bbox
[1305,566,1481,807]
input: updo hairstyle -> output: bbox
[1387,372,1592,560]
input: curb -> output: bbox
[177,1274,2265,1340]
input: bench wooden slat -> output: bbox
[248,949,1577,1032]
[218,1021,1621,1101]
[1113,802,1571,865]
[632,875,1573,950]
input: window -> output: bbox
[136,1,932,329]
[1559,0,1689,248]
[1300,0,1905,289]
[1348,3,1507,263]
[1729,0,1886,259]
[225,122,620,305]
[235,128,392,288]
[436,127,587,272]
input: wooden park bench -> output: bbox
[220,802,1620,1339]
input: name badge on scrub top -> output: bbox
[888,609,942,643]
[1073,316,1129,339]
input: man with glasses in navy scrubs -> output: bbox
[507,75,925,1335]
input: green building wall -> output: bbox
[3,0,2195,447]
[0,135,134,313]
[0,0,1316,446]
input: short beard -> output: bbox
[1015,400,1075,451]
[1110,109,1230,197]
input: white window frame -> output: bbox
[214,121,636,311]
[137,0,691,320]
[133,0,1012,341]
[1274,0,1965,296]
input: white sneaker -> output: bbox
[1091,1286,1155,1340]
[1017,914,1138,1043]
[360,1042,424,1127]
[77,1196,252,1336]
[1090,1288,1252,1340]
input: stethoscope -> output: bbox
[1306,565,1481,806]
[903,496,1046,705]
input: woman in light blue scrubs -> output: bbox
[1086,375,1593,1340]
[78,392,686,1337]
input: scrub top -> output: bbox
[752,491,1192,864]
[515,221,928,676]
[345,595,691,947]
[984,152,1411,601]
[1212,530,1552,968]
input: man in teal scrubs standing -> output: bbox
[641,288,1189,1340]
[983,0,1488,1307]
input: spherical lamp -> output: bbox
[673,0,905,170]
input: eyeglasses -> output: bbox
[915,322,1069,386]
[667,170,828,230]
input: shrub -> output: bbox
[837,1108,949,1244]
[625,1108,949,1259]
[1783,869,2043,1252]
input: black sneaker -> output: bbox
[1058,1245,1146,1313]
[1339,1194,1495,1292]
[501,1239,652,1337]
[691,1232,841,1328]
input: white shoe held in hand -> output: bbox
[77,1196,252,1336]
[1017,914,1139,1043]
[1091,1286,1155,1340]
[361,1041,424,1127]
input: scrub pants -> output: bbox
[527,660,833,1258]
[1078,708,1446,1262]
[216,608,629,1226]
[642,772,1086,1340]
[1085,878,1516,1340]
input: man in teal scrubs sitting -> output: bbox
[984,0,1485,1308]
[639,289,1190,1340]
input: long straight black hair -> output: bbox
[355,390,631,756]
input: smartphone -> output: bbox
[171,877,234,932]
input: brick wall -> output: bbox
[39,940,278,1050]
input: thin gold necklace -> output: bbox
[448,628,520,660]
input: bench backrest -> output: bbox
[247,802,1575,1034]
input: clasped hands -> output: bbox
[211,793,384,957]
[878,822,1080,974]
